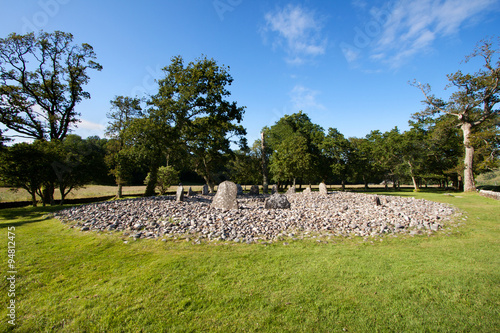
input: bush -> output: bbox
[144,166,179,195]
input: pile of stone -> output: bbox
[54,186,458,243]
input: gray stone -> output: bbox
[176,185,184,202]
[236,184,243,195]
[264,193,291,209]
[271,184,278,194]
[202,184,209,195]
[303,187,312,194]
[188,187,195,196]
[249,185,259,196]
[211,181,239,210]
[286,186,296,194]
[373,195,381,206]
[319,182,328,195]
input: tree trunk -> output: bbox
[117,183,123,199]
[407,160,419,192]
[462,123,476,192]
[341,179,346,191]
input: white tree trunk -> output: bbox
[462,123,476,192]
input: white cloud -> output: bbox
[263,4,327,64]
[373,0,496,67]
[290,85,325,111]
[73,119,106,138]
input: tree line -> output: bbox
[0,31,498,206]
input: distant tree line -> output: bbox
[0,31,498,206]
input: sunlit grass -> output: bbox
[0,191,498,332]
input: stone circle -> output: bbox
[54,191,459,243]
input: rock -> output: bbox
[264,193,291,209]
[319,183,328,195]
[188,187,195,196]
[303,187,312,194]
[249,185,259,196]
[374,195,381,206]
[286,186,296,194]
[211,181,239,210]
[236,184,243,195]
[271,184,279,194]
[176,185,184,202]
[202,184,209,195]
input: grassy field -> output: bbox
[0,190,498,332]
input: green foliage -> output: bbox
[148,55,246,192]
[0,31,102,141]
[144,166,179,195]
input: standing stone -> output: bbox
[249,185,259,196]
[271,184,278,194]
[374,195,382,206]
[188,187,195,196]
[176,184,184,202]
[286,186,296,194]
[264,193,291,209]
[202,184,209,195]
[303,187,312,194]
[211,181,239,210]
[236,184,244,195]
[319,182,328,195]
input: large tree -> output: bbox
[0,31,102,141]
[413,38,499,191]
[148,55,246,193]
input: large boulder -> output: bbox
[211,181,239,210]
[319,182,328,195]
[264,193,291,209]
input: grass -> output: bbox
[0,190,498,332]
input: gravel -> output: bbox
[53,192,458,243]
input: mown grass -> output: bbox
[0,191,498,332]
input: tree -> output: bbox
[321,128,353,190]
[149,55,246,193]
[105,96,142,198]
[0,142,53,206]
[263,112,324,186]
[413,38,500,191]
[269,133,312,187]
[0,31,102,141]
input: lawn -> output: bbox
[0,191,498,332]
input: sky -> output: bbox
[1,0,499,145]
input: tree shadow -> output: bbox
[0,206,66,229]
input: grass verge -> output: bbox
[0,191,498,332]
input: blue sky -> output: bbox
[1,0,499,145]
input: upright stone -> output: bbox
[271,184,278,194]
[202,184,209,195]
[176,184,184,202]
[319,182,328,195]
[265,193,291,209]
[236,184,243,195]
[188,187,195,196]
[249,185,259,196]
[303,186,312,194]
[373,195,382,206]
[286,186,296,194]
[211,181,239,210]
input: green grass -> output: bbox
[0,191,498,332]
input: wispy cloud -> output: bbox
[373,0,496,67]
[290,85,325,111]
[262,4,327,65]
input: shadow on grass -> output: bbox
[0,205,67,228]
